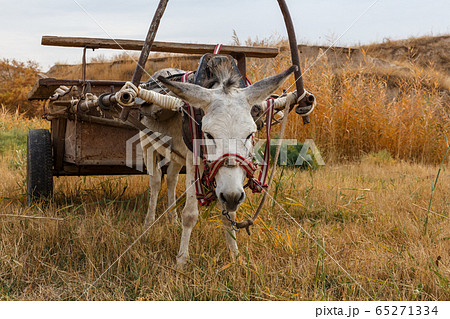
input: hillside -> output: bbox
[362,35,450,75]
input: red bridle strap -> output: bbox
[206,153,257,183]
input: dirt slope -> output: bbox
[361,35,450,75]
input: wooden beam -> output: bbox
[41,36,279,59]
[28,78,127,100]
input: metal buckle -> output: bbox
[221,210,239,232]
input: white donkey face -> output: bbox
[201,91,256,160]
[201,92,257,212]
[159,65,297,212]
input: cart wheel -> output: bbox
[27,129,53,202]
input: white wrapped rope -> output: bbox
[138,88,184,111]
[82,93,98,110]
[50,85,71,101]
[295,90,316,117]
[260,90,316,116]
[71,93,98,112]
[116,81,184,111]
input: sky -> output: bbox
[0,0,449,71]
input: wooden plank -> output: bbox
[28,78,128,100]
[41,36,279,58]
[55,164,147,176]
[28,79,60,100]
[52,118,67,172]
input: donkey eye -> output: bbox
[205,132,214,140]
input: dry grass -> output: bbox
[0,134,449,300]
[244,39,450,164]
[1,36,449,300]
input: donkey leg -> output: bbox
[221,211,239,257]
[166,161,183,222]
[144,150,162,227]
[177,153,198,267]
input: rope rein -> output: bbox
[236,92,295,235]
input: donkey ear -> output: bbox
[242,65,297,106]
[158,76,213,110]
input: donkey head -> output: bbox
[159,64,296,213]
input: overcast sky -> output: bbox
[1,0,449,71]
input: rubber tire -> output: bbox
[27,129,53,202]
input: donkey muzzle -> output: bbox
[219,191,245,212]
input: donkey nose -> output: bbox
[220,191,245,211]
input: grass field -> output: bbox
[0,35,449,300]
[0,110,448,300]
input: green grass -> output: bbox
[0,106,48,162]
[0,126,28,155]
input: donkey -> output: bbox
[136,60,297,266]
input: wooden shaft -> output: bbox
[132,0,169,87]
[119,0,169,121]
[277,0,310,124]
[231,52,247,83]
[41,36,279,59]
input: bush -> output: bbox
[245,38,450,165]
[0,59,41,116]
[258,139,316,169]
